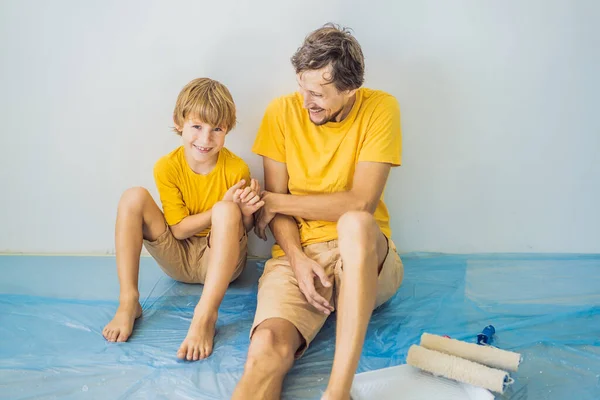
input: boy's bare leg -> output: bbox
[177,201,245,360]
[103,187,167,342]
[232,318,302,400]
[322,211,388,400]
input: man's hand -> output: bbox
[290,254,335,315]
[222,180,247,202]
[233,178,265,216]
[254,191,276,240]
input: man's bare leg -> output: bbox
[103,187,167,342]
[177,201,245,361]
[322,211,389,400]
[232,318,302,400]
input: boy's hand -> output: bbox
[233,178,264,216]
[222,180,246,202]
[254,191,277,240]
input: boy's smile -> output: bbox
[192,144,213,154]
[177,119,227,174]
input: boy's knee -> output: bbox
[119,187,151,212]
[211,201,242,222]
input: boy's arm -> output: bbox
[170,180,247,240]
[242,214,254,232]
[170,211,213,240]
[234,177,264,232]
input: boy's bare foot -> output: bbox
[321,388,352,400]
[177,310,218,361]
[102,298,142,342]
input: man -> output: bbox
[232,24,404,400]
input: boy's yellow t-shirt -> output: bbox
[252,87,402,258]
[153,146,250,237]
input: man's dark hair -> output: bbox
[291,23,365,92]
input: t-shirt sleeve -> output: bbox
[153,159,189,226]
[228,159,252,188]
[252,99,286,163]
[358,95,402,166]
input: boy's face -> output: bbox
[177,118,227,164]
[297,66,356,126]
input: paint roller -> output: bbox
[421,332,522,372]
[406,333,522,394]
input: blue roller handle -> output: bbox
[477,325,495,345]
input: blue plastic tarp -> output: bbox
[1,253,599,399]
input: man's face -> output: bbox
[297,66,355,126]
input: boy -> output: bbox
[102,78,263,361]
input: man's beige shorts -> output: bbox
[251,235,404,356]
[143,224,247,284]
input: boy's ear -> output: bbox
[173,115,182,132]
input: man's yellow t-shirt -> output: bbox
[252,88,402,258]
[153,146,251,237]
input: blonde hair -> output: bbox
[172,78,236,134]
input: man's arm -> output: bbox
[264,161,391,222]
[261,158,305,262]
[256,157,334,314]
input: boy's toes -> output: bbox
[205,343,213,358]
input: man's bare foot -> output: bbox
[103,298,142,342]
[177,310,218,361]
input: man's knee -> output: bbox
[211,201,242,223]
[337,211,378,240]
[119,187,151,213]
[246,326,296,372]
[338,211,386,270]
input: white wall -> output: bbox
[1,0,598,256]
